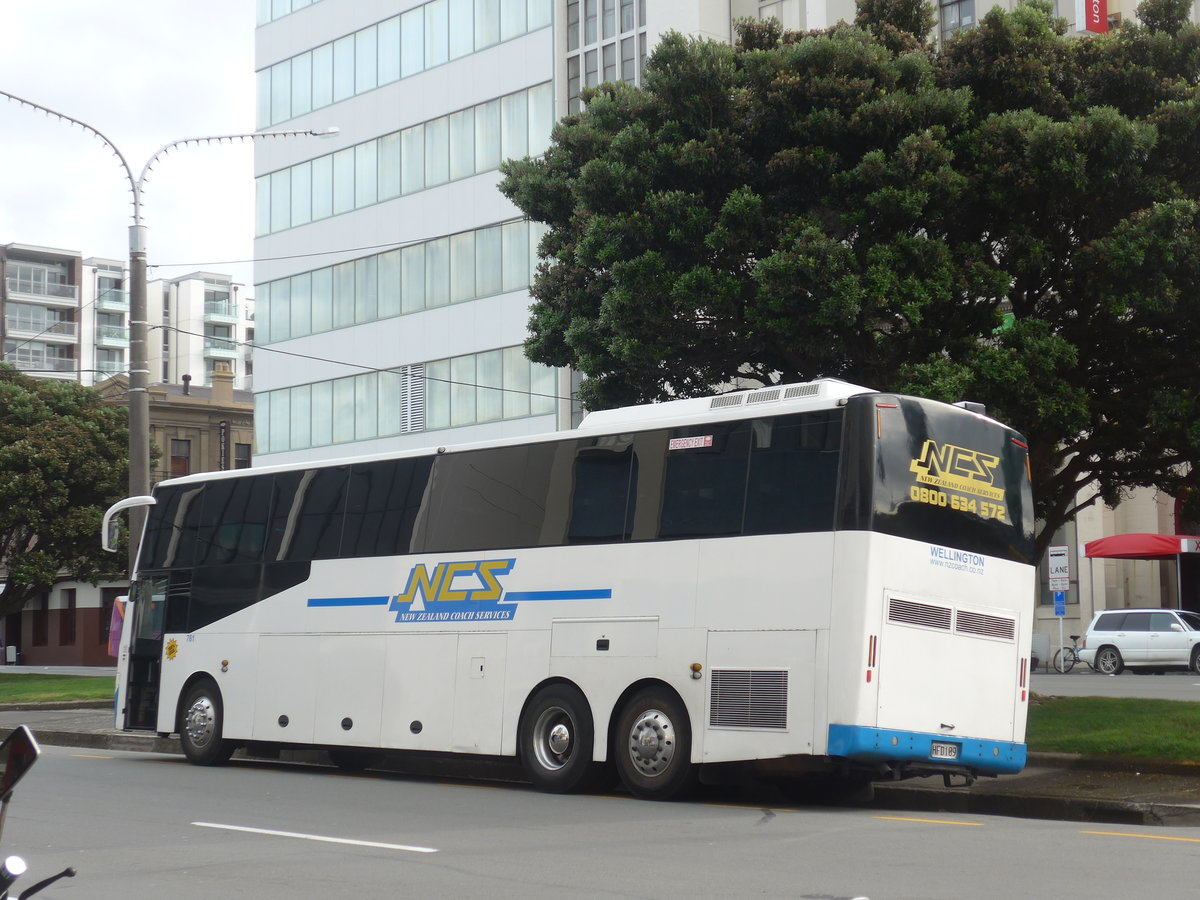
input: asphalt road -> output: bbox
[6,744,1200,900]
[1033,668,1200,700]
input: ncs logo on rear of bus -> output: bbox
[910,440,1001,497]
[306,558,612,623]
[908,440,1009,522]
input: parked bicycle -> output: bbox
[1053,634,1092,674]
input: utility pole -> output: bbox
[127,225,150,575]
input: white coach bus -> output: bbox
[104,380,1035,800]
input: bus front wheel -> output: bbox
[614,688,694,801]
[179,679,235,766]
[519,684,599,793]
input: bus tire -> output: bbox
[519,684,599,794]
[614,688,694,801]
[179,679,235,766]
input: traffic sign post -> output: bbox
[1049,546,1071,672]
[1049,545,1070,593]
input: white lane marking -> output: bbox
[192,822,438,853]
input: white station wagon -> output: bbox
[1079,608,1200,675]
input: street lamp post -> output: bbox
[1,90,336,575]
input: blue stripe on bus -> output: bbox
[307,596,392,608]
[827,723,1027,775]
[503,589,612,602]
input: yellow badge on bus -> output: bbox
[166,639,178,661]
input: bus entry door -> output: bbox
[120,576,168,731]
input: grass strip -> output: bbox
[0,674,115,704]
[1028,695,1200,762]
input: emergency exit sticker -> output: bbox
[669,435,713,450]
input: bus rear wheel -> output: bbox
[179,679,235,766]
[519,684,599,794]
[614,688,694,801]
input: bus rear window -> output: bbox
[840,396,1035,564]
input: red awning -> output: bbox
[1084,533,1200,560]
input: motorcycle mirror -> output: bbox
[0,726,40,802]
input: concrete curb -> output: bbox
[22,729,181,755]
[1028,751,1200,778]
[870,779,1200,827]
[0,700,113,712]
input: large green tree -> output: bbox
[500,1,1200,558]
[0,366,128,616]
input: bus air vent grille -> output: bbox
[888,598,952,630]
[955,610,1016,641]
[783,383,822,399]
[746,388,782,404]
[708,669,788,730]
[710,394,745,409]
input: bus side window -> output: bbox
[567,442,637,544]
[658,422,751,540]
[164,487,205,569]
[195,475,272,565]
[342,457,433,557]
[744,412,842,535]
[140,486,183,570]
[269,467,349,561]
[422,443,557,553]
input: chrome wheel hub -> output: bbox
[532,707,574,771]
[184,696,216,749]
[627,708,675,777]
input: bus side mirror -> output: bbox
[101,496,156,552]
[0,726,39,802]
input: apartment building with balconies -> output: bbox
[1,243,85,381]
[148,271,256,391]
[2,241,254,390]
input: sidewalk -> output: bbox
[3,704,1200,825]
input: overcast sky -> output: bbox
[0,1,258,288]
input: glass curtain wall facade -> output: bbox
[253,1,759,465]
[254,0,562,465]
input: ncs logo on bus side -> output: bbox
[306,558,613,623]
[391,559,515,622]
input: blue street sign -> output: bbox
[1054,591,1066,616]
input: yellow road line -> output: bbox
[874,815,982,827]
[1083,830,1200,844]
[69,753,113,759]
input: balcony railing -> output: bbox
[96,324,130,345]
[9,357,76,373]
[96,290,129,311]
[96,359,127,374]
[4,318,78,339]
[4,278,79,301]
[205,301,239,322]
[203,337,239,357]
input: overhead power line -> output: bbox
[156,324,576,404]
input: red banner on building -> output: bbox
[1082,0,1108,33]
